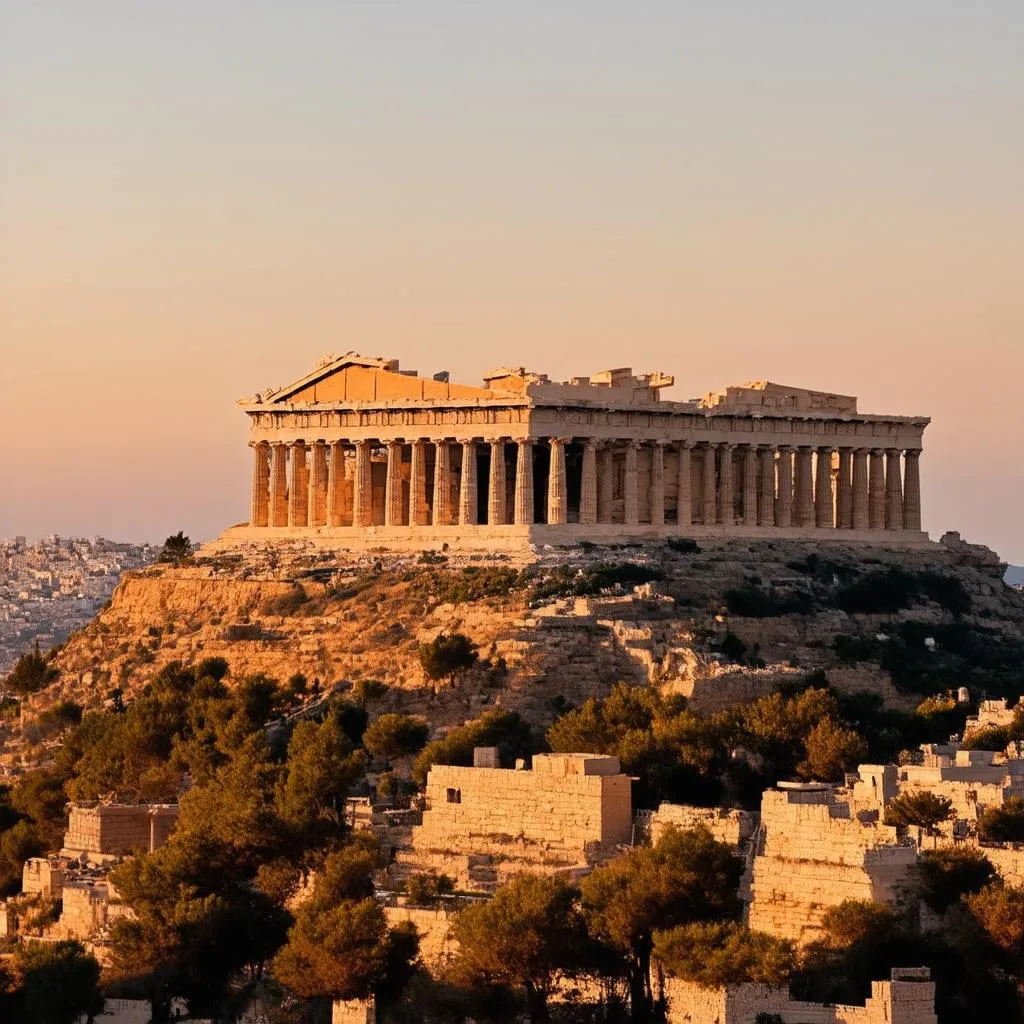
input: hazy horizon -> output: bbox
[3,4,1022,559]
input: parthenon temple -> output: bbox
[226,353,930,550]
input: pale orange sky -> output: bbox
[2,4,1022,559]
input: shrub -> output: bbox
[406,872,454,906]
[419,633,479,684]
[724,585,811,618]
[260,586,308,617]
[835,568,919,614]
[4,643,59,697]
[413,710,535,786]
[978,797,1024,843]
[364,714,430,762]
[158,531,192,564]
[914,848,996,913]
[667,537,700,554]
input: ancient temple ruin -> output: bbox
[229,353,930,549]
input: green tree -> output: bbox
[273,844,416,1004]
[363,713,430,762]
[580,826,741,1022]
[451,874,586,1023]
[4,642,58,697]
[914,847,997,914]
[159,531,192,563]
[967,883,1024,981]
[413,710,534,787]
[10,940,103,1024]
[796,718,867,782]
[419,632,479,684]
[276,715,367,852]
[0,820,45,896]
[883,791,954,835]
[653,921,796,988]
[978,797,1024,843]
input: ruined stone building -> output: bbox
[230,353,929,549]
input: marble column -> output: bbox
[327,441,345,526]
[718,445,734,525]
[353,440,373,528]
[836,448,853,529]
[409,440,429,526]
[650,441,666,526]
[432,439,453,526]
[308,441,328,527]
[514,438,534,525]
[868,449,886,530]
[814,447,834,529]
[597,447,614,523]
[701,444,717,525]
[742,445,758,527]
[269,443,289,526]
[758,446,775,527]
[885,448,904,530]
[902,449,922,532]
[384,440,405,527]
[459,440,479,526]
[288,443,309,527]
[580,440,598,525]
[250,443,270,527]
[488,440,508,525]
[677,442,693,527]
[775,447,793,528]
[794,447,815,527]
[624,443,640,525]
[851,448,869,531]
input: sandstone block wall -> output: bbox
[664,970,937,1024]
[384,903,458,969]
[63,804,179,858]
[748,787,917,944]
[649,804,757,848]
[414,757,632,859]
[332,997,376,1024]
[22,857,66,898]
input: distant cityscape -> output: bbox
[0,535,158,675]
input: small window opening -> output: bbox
[446,788,461,804]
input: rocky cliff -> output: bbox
[43,531,1023,730]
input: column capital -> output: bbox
[517,436,536,446]
[680,439,696,450]
[904,447,922,457]
[548,436,572,446]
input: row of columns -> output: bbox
[251,439,922,532]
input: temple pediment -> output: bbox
[240,352,496,405]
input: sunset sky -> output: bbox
[2,3,1022,559]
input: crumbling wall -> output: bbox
[649,804,756,849]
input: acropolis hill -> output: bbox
[223,352,929,551]
[42,353,1019,724]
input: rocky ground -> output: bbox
[31,532,1022,735]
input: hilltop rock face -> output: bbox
[48,536,1024,728]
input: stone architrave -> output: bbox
[676,442,692,527]
[814,447,834,529]
[597,446,614,523]
[409,440,429,526]
[514,439,534,525]
[250,443,270,527]
[384,441,405,527]
[851,448,869,530]
[903,449,922,532]
[868,449,886,530]
[885,448,904,531]
[353,440,373,528]
[327,441,345,526]
[288,443,309,527]
[459,440,479,526]
[701,444,717,525]
[650,441,666,526]
[742,445,758,527]
[758,446,775,527]
[718,445,735,525]
[488,440,508,525]
[579,440,598,525]
[624,443,640,525]
[775,447,793,528]
[794,447,815,528]
[433,440,453,526]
